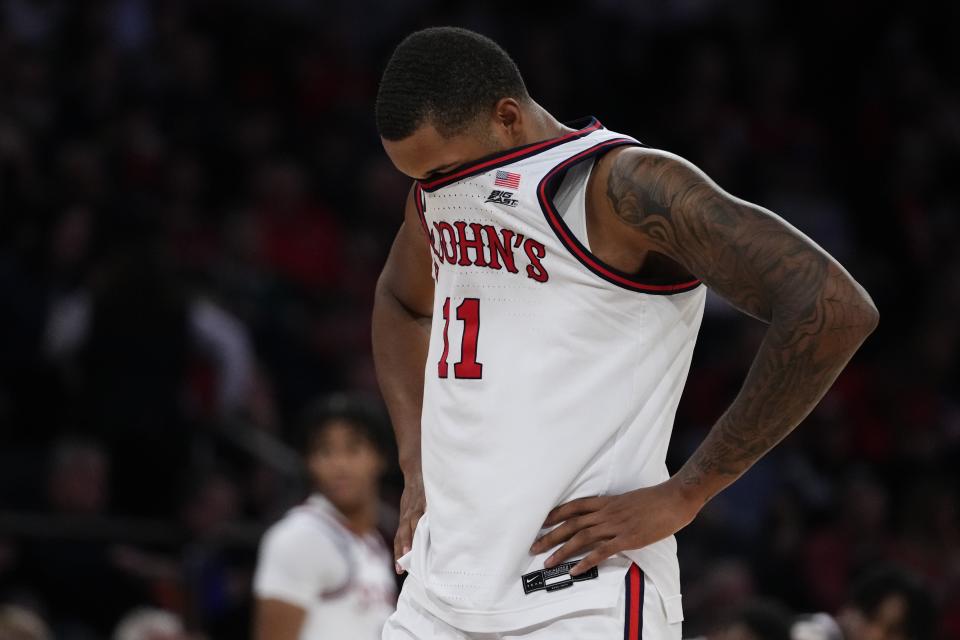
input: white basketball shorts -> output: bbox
[382,564,682,640]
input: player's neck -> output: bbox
[331,496,379,536]
[519,101,572,145]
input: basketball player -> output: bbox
[372,27,878,639]
[253,395,397,640]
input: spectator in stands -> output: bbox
[43,235,256,516]
[0,604,52,640]
[113,607,190,640]
[178,470,249,638]
[21,438,146,637]
[791,566,935,640]
[688,600,793,640]
[46,437,109,516]
[834,567,935,640]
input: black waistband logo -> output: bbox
[521,561,599,594]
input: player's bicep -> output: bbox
[254,597,307,640]
[605,148,835,322]
[376,185,435,318]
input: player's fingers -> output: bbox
[545,527,611,568]
[393,536,405,573]
[569,541,617,576]
[394,531,403,561]
[403,516,417,555]
[543,497,604,526]
[542,496,605,527]
[530,515,593,554]
[396,514,421,573]
[394,517,414,572]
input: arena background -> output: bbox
[0,0,958,638]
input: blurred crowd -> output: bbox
[0,0,958,638]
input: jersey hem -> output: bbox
[401,566,628,633]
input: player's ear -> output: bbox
[493,98,524,145]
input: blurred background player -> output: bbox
[253,394,397,640]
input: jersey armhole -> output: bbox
[537,140,703,295]
[413,183,431,245]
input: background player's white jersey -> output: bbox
[254,495,397,639]
[397,119,705,632]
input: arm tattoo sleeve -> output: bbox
[606,149,878,500]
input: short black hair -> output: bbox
[849,566,935,640]
[298,393,390,456]
[375,26,529,140]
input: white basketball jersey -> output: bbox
[254,495,397,639]
[397,118,705,632]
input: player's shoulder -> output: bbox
[592,144,694,191]
[254,506,354,600]
[260,504,344,554]
[590,144,710,220]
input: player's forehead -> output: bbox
[381,121,489,180]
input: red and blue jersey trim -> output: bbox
[624,563,644,640]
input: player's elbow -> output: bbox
[857,291,880,336]
[830,273,879,344]
[373,270,405,314]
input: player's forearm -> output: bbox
[674,266,878,505]
[372,279,431,477]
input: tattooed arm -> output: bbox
[602,148,878,499]
[532,147,878,574]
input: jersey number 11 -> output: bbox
[438,297,483,379]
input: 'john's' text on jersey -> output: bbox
[428,220,549,283]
